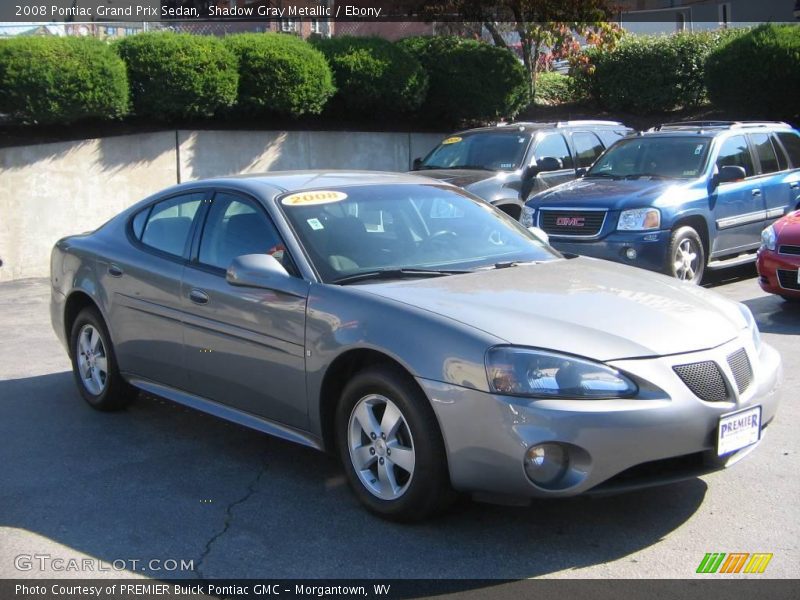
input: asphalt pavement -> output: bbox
[0,268,797,580]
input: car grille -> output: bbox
[673,361,730,402]
[779,245,800,255]
[726,348,753,395]
[777,269,800,291]
[538,209,606,237]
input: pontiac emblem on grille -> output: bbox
[556,216,585,227]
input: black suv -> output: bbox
[411,120,632,219]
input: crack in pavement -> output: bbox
[193,456,270,579]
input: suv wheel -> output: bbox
[336,365,456,521]
[69,307,136,411]
[667,226,705,284]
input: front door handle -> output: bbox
[189,289,209,305]
[751,189,762,197]
[790,182,800,190]
[108,264,123,277]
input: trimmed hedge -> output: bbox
[311,36,428,114]
[0,37,128,125]
[115,32,238,120]
[578,30,743,114]
[534,72,575,106]
[224,33,334,117]
[399,35,529,123]
[706,24,800,120]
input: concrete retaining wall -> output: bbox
[0,129,443,282]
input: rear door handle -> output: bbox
[791,182,800,189]
[189,289,209,305]
[108,264,123,277]
[751,189,762,197]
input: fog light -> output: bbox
[625,247,637,260]
[524,443,569,485]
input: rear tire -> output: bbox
[335,365,456,522]
[667,226,705,284]
[69,307,136,411]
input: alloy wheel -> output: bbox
[674,238,700,281]
[76,324,109,395]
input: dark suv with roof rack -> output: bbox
[410,120,632,220]
[522,121,800,283]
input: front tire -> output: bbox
[69,307,136,411]
[335,365,455,521]
[667,226,705,284]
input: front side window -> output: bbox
[278,184,559,283]
[533,134,573,169]
[419,132,532,172]
[588,137,710,179]
[571,132,604,168]
[140,193,204,257]
[716,135,754,177]
[199,193,290,271]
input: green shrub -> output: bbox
[0,37,128,125]
[311,36,427,114]
[706,24,800,120]
[224,33,334,117]
[534,72,575,106]
[115,33,238,120]
[399,35,529,123]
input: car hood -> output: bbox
[414,169,500,188]
[358,257,746,361]
[775,209,800,245]
[529,177,689,210]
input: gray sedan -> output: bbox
[50,171,782,521]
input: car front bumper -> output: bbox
[549,230,671,274]
[757,248,800,298]
[419,335,781,502]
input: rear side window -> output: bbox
[533,133,573,169]
[572,132,605,168]
[716,135,754,177]
[751,133,781,174]
[776,132,800,168]
[131,208,149,240]
[595,129,627,149]
[140,193,204,257]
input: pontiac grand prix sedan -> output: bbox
[51,172,782,521]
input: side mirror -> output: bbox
[575,167,588,178]
[717,165,747,184]
[535,156,563,173]
[411,157,422,171]
[528,226,550,245]
[226,254,289,289]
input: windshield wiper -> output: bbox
[624,173,675,180]
[332,268,471,285]
[585,172,622,179]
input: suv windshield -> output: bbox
[588,136,711,179]
[419,132,531,172]
[278,184,559,283]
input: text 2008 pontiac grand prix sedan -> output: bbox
[51,171,782,521]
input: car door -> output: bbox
[711,134,764,254]
[180,190,310,428]
[106,191,207,390]
[523,132,576,199]
[750,132,794,224]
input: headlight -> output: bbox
[617,208,661,231]
[521,205,535,228]
[737,303,761,350]
[760,225,776,251]
[486,346,638,399]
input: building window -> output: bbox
[311,19,322,34]
[719,2,732,28]
[281,19,296,33]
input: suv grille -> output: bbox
[673,361,730,402]
[777,269,800,291]
[779,245,800,256]
[726,348,753,395]
[539,209,606,237]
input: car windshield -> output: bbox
[587,137,711,179]
[419,132,531,171]
[278,184,560,284]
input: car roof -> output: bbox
[450,120,630,136]
[644,121,794,136]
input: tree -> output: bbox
[422,1,624,98]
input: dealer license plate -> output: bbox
[717,406,761,456]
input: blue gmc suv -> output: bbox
[522,121,800,283]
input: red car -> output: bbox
[757,210,800,302]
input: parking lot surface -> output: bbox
[0,269,797,580]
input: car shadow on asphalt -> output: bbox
[0,371,708,582]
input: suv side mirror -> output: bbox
[226,254,289,289]
[411,157,422,171]
[717,165,747,184]
[575,167,588,178]
[523,156,563,181]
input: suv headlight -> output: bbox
[760,225,776,251]
[521,205,535,228]
[618,208,661,231]
[486,346,638,399]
